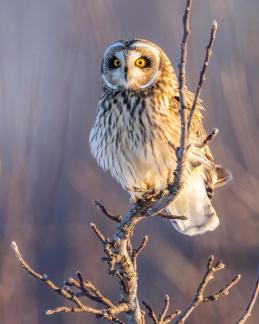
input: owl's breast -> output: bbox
[89,94,178,199]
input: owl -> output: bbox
[89,39,231,236]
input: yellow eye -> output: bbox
[113,58,121,67]
[135,57,147,68]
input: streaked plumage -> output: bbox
[89,39,231,236]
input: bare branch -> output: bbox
[158,213,188,221]
[90,223,107,245]
[196,128,219,148]
[187,20,218,131]
[65,277,101,301]
[11,241,127,323]
[203,274,241,302]
[94,200,122,223]
[158,295,170,323]
[168,141,177,152]
[11,242,86,308]
[133,236,149,259]
[65,271,116,309]
[46,306,93,315]
[46,304,127,324]
[175,256,240,323]
[237,271,259,324]
[207,254,214,269]
[143,295,181,324]
[164,310,181,324]
[142,300,159,324]
[132,236,149,270]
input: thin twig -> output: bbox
[143,295,180,324]
[90,223,107,244]
[237,271,259,324]
[158,213,188,221]
[164,310,181,324]
[65,271,116,309]
[187,20,218,131]
[196,128,219,148]
[175,256,240,323]
[133,236,149,258]
[11,241,126,323]
[142,300,159,324]
[132,236,149,270]
[175,0,192,174]
[46,306,92,315]
[11,242,86,308]
[65,277,100,301]
[158,295,170,323]
[94,201,122,223]
[203,274,241,302]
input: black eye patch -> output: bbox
[108,56,120,69]
[141,56,152,68]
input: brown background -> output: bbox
[0,0,259,323]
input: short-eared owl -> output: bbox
[89,39,231,236]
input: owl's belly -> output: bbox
[108,139,176,200]
[89,97,178,199]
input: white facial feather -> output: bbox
[103,41,125,58]
[102,51,126,89]
[102,40,162,90]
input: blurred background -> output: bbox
[0,0,258,323]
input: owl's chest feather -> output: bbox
[89,92,178,194]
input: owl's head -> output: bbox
[101,39,174,92]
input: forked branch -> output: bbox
[11,242,127,323]
[142,256,240,324]
[143,295,181,324]
[175,256,241,323]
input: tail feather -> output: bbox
[167,168,219,236]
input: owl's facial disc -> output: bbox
[102,40,162,91]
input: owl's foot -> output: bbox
[128,186,165,204]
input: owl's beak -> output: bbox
[118,66,130,89]
[124,66,128,83]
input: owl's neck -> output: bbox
[102,73,178,101]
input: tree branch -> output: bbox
[237,270,259,324]
[143,295,181,324]
[158,213,188,221]
[142,300,159,324]
[11,241,127,323]
[196,128,219,148]
[90,222,108,245]
[132,235,149,269]
[187,20,218,131]
[94,200,122,223]
[175,256,241,323]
